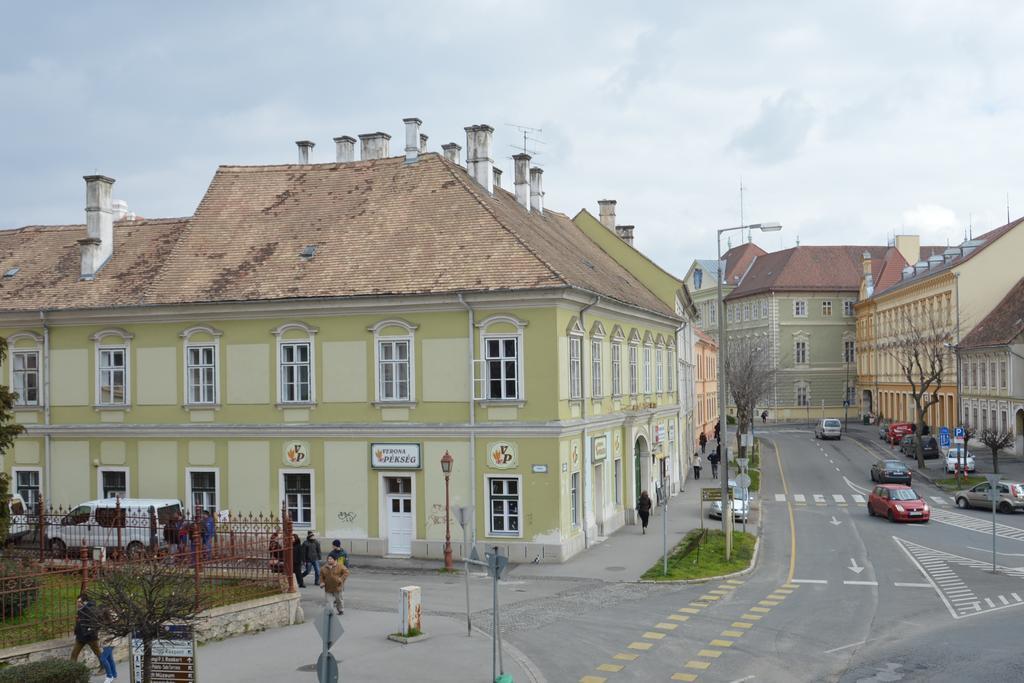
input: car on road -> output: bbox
[867,484,929,522]
[954,481,1024,513]
[899,435,939,459]
[709,480,751,521]
[887,422,915,444]
[814,418,843,440]
[944,446,976,473]
[870,460,912,484]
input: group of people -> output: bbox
[70,593,118,682]
[162,510,217,560]
[692,421,722,481]
[269,531,350,615]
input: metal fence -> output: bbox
[0,499,294,650]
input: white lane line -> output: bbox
[794,494,806,503]
[894,582,933,588]
[930,496,950,504]
[844,580,878,586]
[823,639,873,654]
[728,676,756,683]
[999,595,1010,605]
[775,494,786,502]
[853,495,866,503]
[835,467,841,472]
[814,494,826,504]
[843,476,871,495]
[966,546,1024,558]
[792,579,828,584]
[833,494,846,503]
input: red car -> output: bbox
[868,484,929,522]
[887,422,914,445]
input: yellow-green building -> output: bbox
[0,121,690,562]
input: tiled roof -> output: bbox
[0,218,187,311]
[725,245,889,300]
[722,242,767,285]
[872,245,948,294]
[694,326,717,346]
[960,275,1024,348]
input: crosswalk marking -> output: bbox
[766,493,955,507]
[775,493,786,502]
[930,508,1024,542]
[930,496,949,504]
[852,494,866,503]
[813,494,827,504]
[794,494,806,503]
[833,494,846,503]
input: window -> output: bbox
[742,303,750,321]
[614,458,622,505]
[822,300,833,317]
[591,339,603,397]
[752,302,759,320]
[980,361,987,389]
[973,406,979,429]
[796,383,809,406]
[98,347,127,405]
[629,344,639,395]
[484,337,519,400]
[971,360,978,388]
[570,471,580,527]
[611,343,622,396]
[795,340,808,365]
[186,345,217,404]
[1001,410,1009,432]
[643,345,652,394]
[844,340,855,364]
[281,342,312,402]
[378,339,412,401]
[656,347,664,393]
[844,300,855,317]
[727,307,734,323]
[13,469,40,514]
[283,471,313,526]
[709,303,717,324]
[99,469,128,499]
[667,349,675,392]
[761,300,769,318]
[568,335,582,399]
[488,476,520,536]
[1000,360,1008,390]
[188,470,218,516]
[11,351,39,406]
[990,362,998,391]
[794,300,807,317]
[846,386,857,404]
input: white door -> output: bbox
[386,477,413,555]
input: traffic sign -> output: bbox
[315,605,343,649]
[485,550,508,579]
[316,652,339,683]
[736,457,749,470]
[939,427,951,448]
[702,487,722,502]
[735,473,752,488]
[955,426,965,438]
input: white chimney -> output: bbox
[529,166,544,213]
[403,117,422,163]
[112,200,129,221]
[598,199,617,231]
[333,136,356,162]
[493,166,502,189]
[442,142,461,165]
[464,124,494,193]
[513,153,531,210]
[296,140,315,164]
[79,175,115,280]
[359,132,391,160]
[616,225,634,246]
[419,134,428,153]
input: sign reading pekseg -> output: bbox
[370,443,421,469]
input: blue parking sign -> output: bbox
[954,426,965,439]
[939,427,950,448]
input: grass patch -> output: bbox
[0,573,81,648]
[933,475,985,491]
[641,528,756,581]
[391,627,422,638]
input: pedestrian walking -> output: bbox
[164,512,180,560]
[97,607,118,683]
[762,410,768,424]
[328,539,349,566]
[301,531,322,585]
[291,533,305,588]
[70,592,102,667]
[268,531,284,573]
[319,554,350,615]
[636,491,653,534]
[699,432,708,454]
[714,421,721,441]
[201,510,215,560]
[709,446,721,479]
[692,452,702,480]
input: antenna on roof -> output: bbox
[795,234,800,247]
[505,123,544,157]
[1008,192,1011,224]
[969,212,973,240]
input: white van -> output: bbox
[45,498,183,559]
[815,419,843,440]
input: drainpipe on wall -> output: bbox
[675,319,688,494]
[457,293,477,550]
[40,311,52,503]
[579,295,600,550]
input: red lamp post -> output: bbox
[440,450,454,570]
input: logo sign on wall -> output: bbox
[592,436,608,461]
[613,432,622,457]
[654,424,666,444]
[488,442,518,469]
[283,442,310,467]
[371,443,422,469]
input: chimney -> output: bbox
[79,175,115,279]
[441,142,461,165]
[419,134,428,153]
[296,140,315,164]
[616,225,635,246]
[862,251,874,297]
[333,136,356,162]
[403,117,422,163]
[513,153,531,209]
[894,234,920,266]
[359,132,391,160]
[598,199,617,231]
[529,166,544,213]
[464,124,494,193]
[112,200,129,221]
[492,166,502,189]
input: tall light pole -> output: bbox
[440,450,454,570]
[718,221,782,559]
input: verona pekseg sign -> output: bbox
[370,443,422,469]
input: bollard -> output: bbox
[399,585,421,636]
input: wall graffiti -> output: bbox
[336,511,358,524]
[427,503,448,528]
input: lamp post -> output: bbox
[440,450,454,570]
[718,221,781,560]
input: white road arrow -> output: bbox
[848,558,865,574]
[829,516,843,526]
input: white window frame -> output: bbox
[611,341,622,397]
[656,345,664,393]
[279,469,315,527]
[486,474,522,538]
[11,350,40,407]
[795,340,808,365]
[667,347,675,393]
[272,322,318,406]
[710,302,717,324]
[97,466,130,500]
[1000,359,1008,390]
[844,340,855,364]
[185,467,220,516]
[822,300,833,317]
[591,338,603,398]
[628,343,639,395]
[643,344,653,394]
[794,300,807,317]
[378,338,412,401]
[568,334,583,400]
[727,306,734,323]
[181,325,222,407]
[570,471,580,528]
[369,319,416,404]
[483,335,521,401]
[12,466,42,514]
[761,299,769,318]
[614,458,622,506]
[7,333,43,408]
[843,299,855,317]
[92,328,133,407]
[796,382,810,407]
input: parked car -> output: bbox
[878,421,890,440]
[3,494,33,546]
[871,460,912,484]
[45,498,183,559]
[944,446,976,473]
[900,435,939,459]
[709,480,752,521]
[867,484,929,522]
[887,422,914,444]
[955,482,1024,514]
[815,418,843,440]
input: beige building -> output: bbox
[694,327,718,441]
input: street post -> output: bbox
[314,602,343,683]
[662,472,669,576]
[455,504,474,637]
[986,473,1000,573]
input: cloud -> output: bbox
[728,90,816,164]
[900,204,960,245]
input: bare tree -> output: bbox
[886,308,952,468]
[725,337,775,465]
[88,561,203,682]
[979,429,1014,475]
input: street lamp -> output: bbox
[440,450,454,570]
[717,222,781,559]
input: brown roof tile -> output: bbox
[722,242,767,285]
[960,276,1024,348]
[725,245,889,300]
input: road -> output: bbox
[500,425,1024,682]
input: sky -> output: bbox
[2,1,1023,277]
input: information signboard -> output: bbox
[132,627,195,683]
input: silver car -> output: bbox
[815,418,842,440]
[955,481,1024,514]
[709,480,752,521]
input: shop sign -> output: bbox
[654,424,666,444]
[613,432,622,457]
[283,441,310,467]
[592,436,608,461]
[487,442,518,469]
[370,443,421,469]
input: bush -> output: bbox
[0,558,39,617]
[0,659,90,683]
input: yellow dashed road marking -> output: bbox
[759,600,780,606]
[709,589,731,595]
[699,594,720,601]
[751,606,771,613]
[721,630,744,638]
[685,660,711,670]
[741,613,763,620]
[596,663,623,672]
[671,674,698,682]
[768,594,787,600]
[697,649,722,658]
[679,607,701,614]
[731,622,753,629]
[656,622,678,630]
[782,583,799,589]
[643,631,665,640]
[690,602,709,608]
[669,614,690,622]
[709,639,734,647]
[727,579,744,585]
[580,677,606,683]
[613,653,639,661]
[628,641,652,651]
[776,588,794,594]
